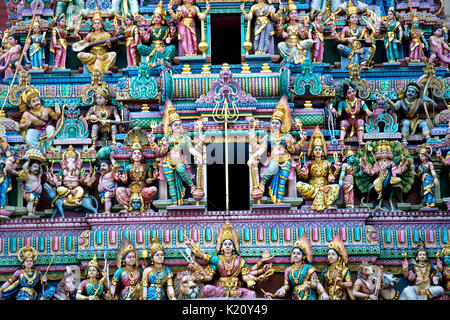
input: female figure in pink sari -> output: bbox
[308,10,325,62]
[168,0,210,56]
[429,26,450,68]
[185,221,272,298]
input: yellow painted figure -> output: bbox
[296,126,341,211]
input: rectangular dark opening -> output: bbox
[210,14,242,65]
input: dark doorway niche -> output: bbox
[210,14,242,65]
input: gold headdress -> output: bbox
[56,13,66,21]
[128,182,145,212]
[92,8,103,23]
[346,1,359,17]
[26,148,45,163]
[307,126,327,157]
[149,235,164,256]
[116,238,139,269]
[124,127,149,151]
[441,243,450,257]
[18,245,37,263]
[21,86,40,105]
[32,20,41,29]
[285,0,297,13]
[131,136,143,151]
[412,14,419,23]
[153,1,167,21]
[342,146,355,161]
[88,255,100,270]
[418,145,433,157]
[271,95,291,133]
[327,234,348,264]
[292,233,313,264]
[216,221,240,253]
[375,140,392,153]
[94,84,110,99]
[62,145,80,159]
[163,99,181,135]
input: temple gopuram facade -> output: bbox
[0,0,448,302]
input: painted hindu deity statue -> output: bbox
[437,244,450,299]
[352,260,384,300]
[142,236,176,300]
[331,79,373,146]
[50,14,79,69]
[338,147,355,208]
[310,0,342,17]
[137,1,176,67]
[17,148,45,216]
[405,15,428,62]
[416,146,439,208]
[265,233,329,300]
[332,1,376,68]
[276,0,314,66]
[159,99,203,205]
[168,0,210,56]
[400,242,444,300]
[0,33,23,79]
[241,0,281,54]
[296,126,341,211]
[115,128,158,213]
[85,84,121,146]
[46,145,96,207]
[111,239,142,300]
[116,13,141,67]
[321,234,354,300]
[248,96,304,204]
[380,7,403,63]
[0,137,18,212]
[429,25,450,68]
[97,146,118,214]
[0,246,47,300]
[24,21,46,70]
[77,8,117,74]
[185,221,272,298]
[308,10,326,63]
[19,86,62,152]
[76,255,110,300]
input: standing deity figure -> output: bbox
[276,1,314,66]
[416,146,439,208]
[0,246,47,300]
[296,126,341,211]
[248,96,304,204]
[352,260,384,300]
[330,80,373,146]
[111,239,142,300]
[137,1,177,67]
[142,236,176,300]
[437,244,450,299]
[241,0,281,54]
[76,255,110,300]
[310,0,342,17]
[386,82,437,143]
[429,26,450,68]
[308,10,326,63]
[400,242,444,300]
[321,234,354,300]
[46,146,96,207]
[0,33,23,79]
[168,0,210,56]
[77,9,117,74]
[50,14,80,70]
[97,146,118,214]
[265,233,329,300]
[23,21,46,70]
[405,15,428,63]
[158,100,203,205]
[19,86,62,152]
[0,138,18,212]
[338,147,355,208]
[332,2,376,68]
[55,0,85,24]
[17,148,45,216]
[379,7,403,63]
[116,13,141,67]
[185,221,272,298]
[115,128,158,213]
[84,85,121,146]
[111,0,139,17]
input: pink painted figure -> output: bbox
[168,0,210,56]
[308,10,325,63]
[185,221,273,298]
[0,34,23,79]
[405,16,428,62]
[50,14,80,69]
[97,146,118,214]
[117,13,141,67]
[429,26,450,68]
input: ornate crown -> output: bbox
[375,140,391,152]
[131,136,142,151]
[153,1,167,20]
[18,245,37,263]
[342,146,355,161]
[32,20,41,29]
[216,221,240,253]
[418,145,433,157]
[271,95,291,133]
[307,126,327,157]
[116,239,139,268]
[26,148,45,163]
[285,0,297,13]
[21,86,40,105]
[346,1,359,17]
[164,99,181,126]
[88,255,100,270]
[149,235,164,256]
[442,244,450,257]
[94,84,110,99]
[62,145,80,159]
[92,8,103,23]
[327,234,348,264]
[292,233,313,264]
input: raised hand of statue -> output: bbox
[401,258,409,269]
